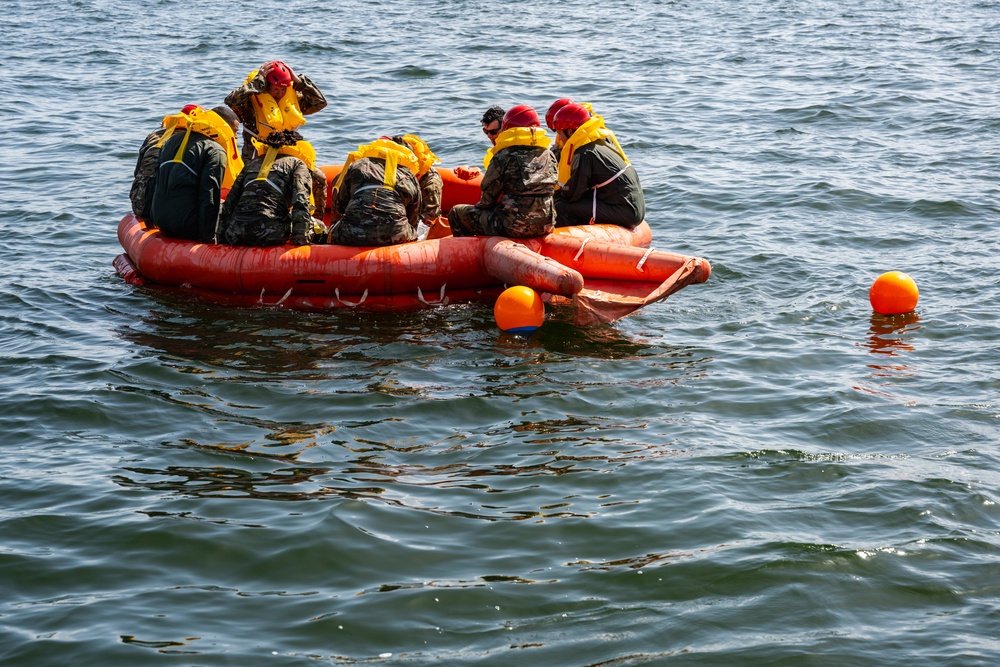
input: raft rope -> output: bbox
[335,288,368,307]
[573,237,591,262]
[417,284,449,305]
[636,248,653,271]
[589,164,631,224]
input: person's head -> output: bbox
[481,105,505,144]
[211,106,241,134]
[263,61,293,98]
[552,103,591,145]
[545,98,574,130]
[501,105,541,131]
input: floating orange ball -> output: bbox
[494,286,544,334]
[869,271,919,315]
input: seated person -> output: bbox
[130,104,200,219]
[225,60,327,163]
[149,106,243,243]
[392,134,443,223]
[447,105,557,238]
[543,98,593,162]
[552,103,645,229]
[328,137,422,247]
[218,130,322,247]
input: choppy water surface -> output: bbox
[2,0,999,665]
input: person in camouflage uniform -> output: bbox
[391,134,442,223]
[329,138,422,246]
[218,130,320,247]
[225,61,327,163]
[448,105,557,238]
[130,104,202,219]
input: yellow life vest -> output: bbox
[246,69,306,140]
[163,108,244,190]
[556,115,629,188]
[401,134,440,179]
[483,127,552,169]
[250,138,318,208]
[333,138,420,193]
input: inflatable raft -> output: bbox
[115,168,710,326]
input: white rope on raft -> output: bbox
[275,288,293,305]
[573,237,591,262]
[417,283,449,305]
[636,248,653,271]
[335,288,368,307]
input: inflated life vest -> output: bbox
[333,138,420,193]
[556,115,629,188]
[250,138,317,207]
[401,134,440,178]
[160,108,244,190]
[245,69,307,140]
[483,127,552,169]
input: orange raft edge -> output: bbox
[117,165,710,325]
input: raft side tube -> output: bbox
[483,238,585,297]
[532,235,712,284]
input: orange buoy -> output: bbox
[869,271,919,315]
[494,286,544,334]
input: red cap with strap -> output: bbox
[545,98,574,130]
[553,103,592,132]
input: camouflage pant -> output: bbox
[447,204,553,238]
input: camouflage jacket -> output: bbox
[330,157,422,246]
[224,72,328,162]
[219,154,314,246]
[130,128,166,218]
[477,144,557,236]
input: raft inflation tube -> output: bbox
[116,167,709,324]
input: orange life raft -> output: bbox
[115,167,710,325]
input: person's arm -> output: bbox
[559,149,593,203]
[287,161,315,245]
[198,144,225,244]
[218,165,249,239]
[310,167,327,222]
[294,74,328,115]
[476,158,504,208]
[224,72,266,125]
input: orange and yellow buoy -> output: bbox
[494,286,544,334]
[869,271,919,315]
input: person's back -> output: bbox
[149,108,239,243]
[219,133,317,247]
[552,104,645,229]
[556,138,645,228]
[330,139,422,247]
[448,105,557,239]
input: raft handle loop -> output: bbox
[573,237,591,262]
[335,288,368,307]
[417,283,449,305]
[275,287,293,305]
[636,248,653,272]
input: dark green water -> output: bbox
[2,0,999,664]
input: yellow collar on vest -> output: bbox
[333,139,419,191]
[163,108,244,190]
[251,138,317,172]
[483,127,552,169]
[557,116,628,187]
[401,134,440,178]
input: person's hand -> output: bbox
[454,165,481,180]
[287,64,300,84]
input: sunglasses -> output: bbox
[483,125,501,136]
